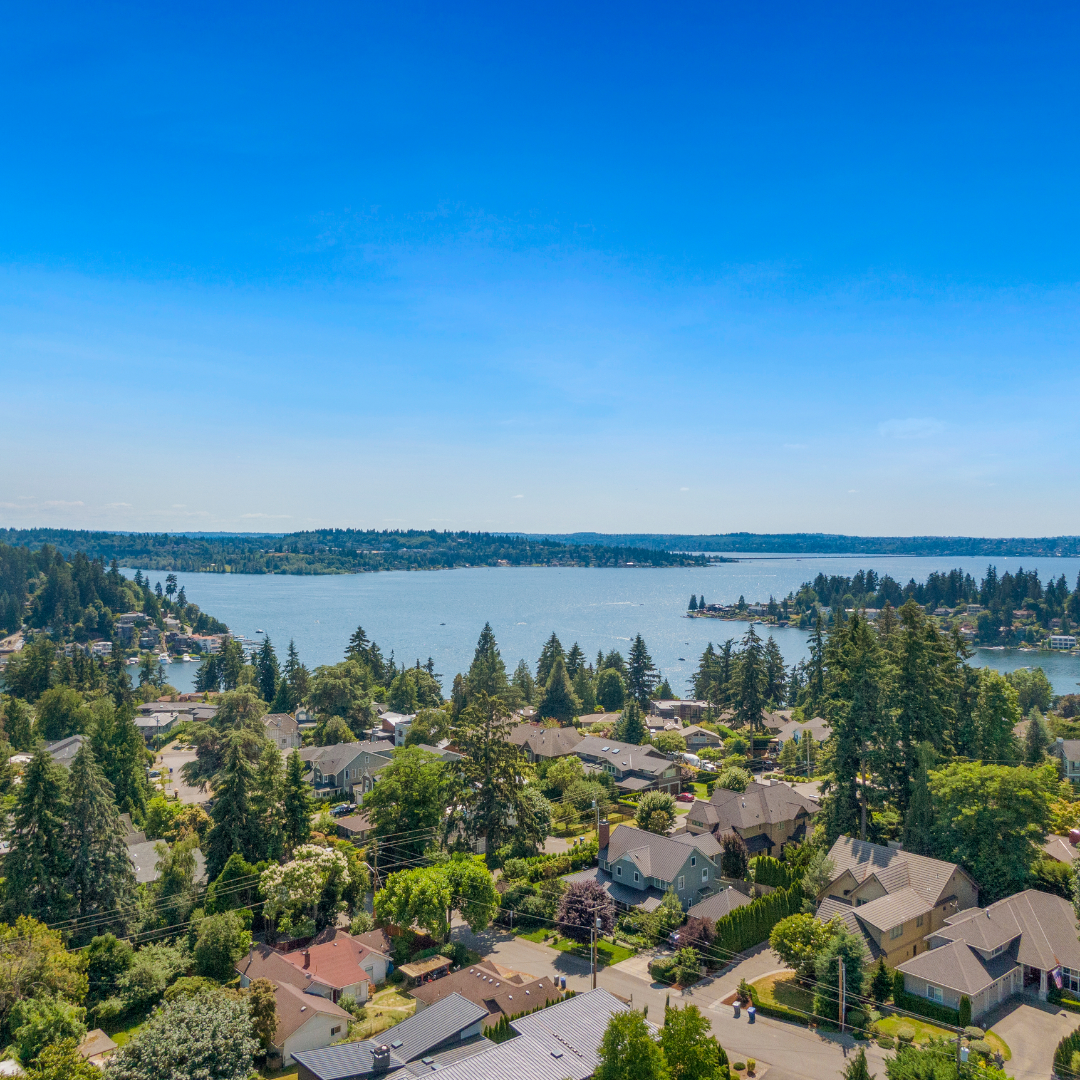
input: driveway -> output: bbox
[155,742,207,804]
[986,1000,1076,1080]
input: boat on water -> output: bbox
[126,657,138,665]
[181,653,194,662]
[256,629,264,634]
[157,653,169,663]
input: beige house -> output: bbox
[685,779,818,855]
[264,712,302,751]
[815,837,979,968]
[271,981,351,1066]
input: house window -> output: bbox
[890,924,904,940]
[616,866,622,877]
[678,876,685,891]
[634,872,640,883]
[926,985,944,1004]
[691,856,697,867]
[916,914,923,928]
[331,1025,342,1036]
[702,869,709,882]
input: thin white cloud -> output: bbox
[878,417,944,439]
[512,494,524,499]
[240,512,292,519]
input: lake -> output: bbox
[133,553,1080,697]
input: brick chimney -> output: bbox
[303,949,311,969]
[598,819,610,851]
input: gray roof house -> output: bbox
[571,736,682,794]
[264,712,302,751]
[293,992,489,1080]
[299,741,394,799]
[44,735,86,767]
[564,822,721,912]
[815,837,979,968]
[685,779,818,854]
[1054,738,1080,783]
[508,723,585,762]
[898,889,1080,1019]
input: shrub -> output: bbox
[738,978,752,1002]
[969,1040,992,1059]
[877,1035,895,1049]
[846,1008,868,1032]
[746,1058,756,1075]
[958,994,972,1028]
[733,1063,746,1072]
[892,987,960,1026]
[502,858,529,881]
[964,1025,985,1039]
[897,1026,915,1044]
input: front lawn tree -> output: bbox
[260,845,352,938]
[374,866,453,940]
[635,791,677,835]
[363,746,451,859]
[594,1010,669,1080]
[661,1002,725,1080]
[557,879,615,943]
[769,913,840,982]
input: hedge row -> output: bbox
[1053,1024,1080,1078]
[713,884,804,958]
[749,856,798,890]
[892,988,960,1027]
[501,840,599,882]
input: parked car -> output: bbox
[677,792,695,802]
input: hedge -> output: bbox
[1053,1024,1080,1078]
[712,884,804,958]
[747,984,838,1030]
[892,988,961,1027]
[749,856,797,890]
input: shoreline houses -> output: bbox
[814,836,979,968]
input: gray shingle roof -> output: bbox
[508,724,585,758]
[572,736,674,777]
[935,889,1080,972]
[898,938,1018,996]
[815,898,883,961]
[851,886,933,933]
[292,993,488,1078]
[825,836,973,906]
[561,866,666,912]
[299,741,392,776]
[686,887,752,922]
[695,781,819,835]
[603,826,720,885]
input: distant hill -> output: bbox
[529,533,1080,558]
[0,528,710,574]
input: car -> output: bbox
[148,770,161,778]
[677,792,696,802]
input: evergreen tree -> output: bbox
[565,642,586,679]
[282,638,310,710]
[574,666,597,713]
[763,637,786,706]
[596,668,626,711]
[538,656,579,724]
[345,625,371,663]
[689,594,698,611]
[903,743,935,855]
[465,623,509,699]
[251,742,286,863]
[1025,710,1050,764]
[801,614,826,717]
[875,601,898,643]
[2,696,33,751]
[282,749,312,853]
[254,637,280,705]
[511,659,536,704]
[206,736,257,879]
[627,634,658,708]
[64,742,137,939]
[536,633,565,688]
[613,700,648,745]
[89,702,150,818]
[842,1048,874,1080]
[734,624,766,731]
[4,748,71,923]
[699,596,705,609]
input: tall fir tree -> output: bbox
[565,643,586,679]
[206,736,258,879]
[251,742,286,863]
[65,742,138,938]
[613,700,648,745]
[802,613,826,717]
[90,702,150,818]
[536,633,565,688]
[573,665,597,713]
[282,749,313,854]
[903,743,935,855]
[734,624,766,731]
[511,659,536,704]
[465,623,509,699]
[537,656,579,724]
[763,637,787,705]
[626,634,658,708]
[255,637,280,705]
[4,748,71,924]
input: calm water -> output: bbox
[133,554,1080,697]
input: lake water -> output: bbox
[133,554,1080,698]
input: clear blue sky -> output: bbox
[2,2,1078,535]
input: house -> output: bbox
[1043,834,1080,865]
[684,779,819,855]
[650,699,709,722]
[126,835,207,886]
[1051,636,1078,650]
[765,714,830,750]
[564,821,721,912]
[380,712,417,746]
[264,712,302,751]
[685,886,753,922]
[44,735,85,768]
[507,722,584,762]
[421,987,643,1080]
[677,724,722,751]
[77,1028,118,1067]
[572,736,682,795]
[268,980,352,1065]
[274,929,391,1002]
[409,960,560,1024]
[336,812,374,843]
[897,889,1080,1019]
[298,741,394,799]
[814,837,979,967]
[292,992,490,1080]
[134,712,179,741]
[1054,738,1080,782]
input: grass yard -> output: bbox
[750,973,817,1021]
[873,1015,1011,1061]
[519,928,634,966]
[346,986,417,1041]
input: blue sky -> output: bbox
[2,2,1079,535]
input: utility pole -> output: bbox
[592,914,601,989]
[838,957,846,1034]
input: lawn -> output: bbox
[346,985,417,1041]
[519,928,633,966]
[873,1015,1011,1061]
[751,973,817,1021]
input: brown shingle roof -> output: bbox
[409,961,560,1019]
[851,886,933,933]
[698,781,819,834]
[686,887,752,922]
[815,898,883,962]
[825,836,974,907]
[274,979,351,1044]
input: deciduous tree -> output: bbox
[594,1010,670,1080]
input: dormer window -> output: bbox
[691,856,697,867]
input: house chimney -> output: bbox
[598,819,610,850]
[372,1045,391,1072]
[303,949,311,969]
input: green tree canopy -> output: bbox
[597,668,626,711]
[594,1010,669,1080]
[661,1003,723,1080]
[635,791,677,835]
[363,746,451,858]
[537,655,579,724]
[374,866,453,940]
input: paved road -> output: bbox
[155,742,207,804]
[452,923,877,1080]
